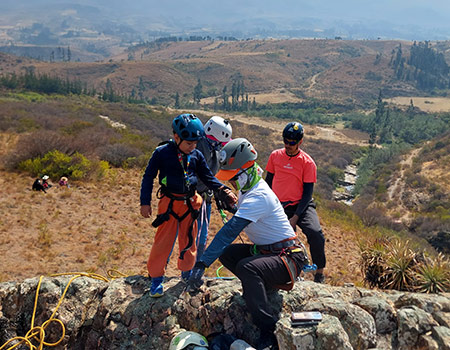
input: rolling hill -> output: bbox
[2,39,444,108]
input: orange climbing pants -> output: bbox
[147,192,202,278]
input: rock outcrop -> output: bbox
[0,275,449,349]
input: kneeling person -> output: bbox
[187,138,308,345]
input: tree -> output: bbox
[222,86,228,110]
[174,92,180,108]
[193,78,202,105]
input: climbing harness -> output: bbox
[252,238,314,291]
[152,186,200,260]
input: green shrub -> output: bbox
[326,166,345,183]
[18,150,99,180]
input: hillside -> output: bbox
[2,39,446,107]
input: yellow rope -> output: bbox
[0,271,129,350]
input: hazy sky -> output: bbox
[1,0,450,40]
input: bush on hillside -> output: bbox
[5,130,73,169]
[98,143,142,168]
[18,150,108,180]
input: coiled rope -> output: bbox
[0,270,127,350]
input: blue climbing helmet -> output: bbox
[282,122,304,142]
[172,113,205,141]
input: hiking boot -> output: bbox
[181,270,192,283]
[314,273,325,283]
[150,276,164,297]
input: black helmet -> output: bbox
[282,122,304,142]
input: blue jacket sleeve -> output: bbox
[139,150,160,205]
[195,150,224,192]
[199,216,251,267]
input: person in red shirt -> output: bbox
[265,122,326,283]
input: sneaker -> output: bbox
[314,273,325,283]
[150,276,164,297]
[181,270,192,283]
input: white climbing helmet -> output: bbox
[169,331,209,350]
[42,175,49,180]
[204,116,232,143]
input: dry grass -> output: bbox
[387,96,450,113]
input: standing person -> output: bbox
[140,113,237,298]
[195,116,232,261]
[187,138,309,350]
[265,122,326,283]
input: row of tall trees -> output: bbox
[0,70,156,105]
[0,69,89,95]
[346,91,450,146]
[390,41,450,91]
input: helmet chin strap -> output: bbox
[173,138,189,155]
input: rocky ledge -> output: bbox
[0,276,449,349]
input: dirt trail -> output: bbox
[306,72,320,92]
[387,146,423,222]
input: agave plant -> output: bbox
[381,239,417,291]
[359,237,390,288]
[414,253,450,293]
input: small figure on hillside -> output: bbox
[139,113,237,298]
[58,176,69,188]
[186,138,309,350]
[42,175,52,191]
[265,122,326,283]
[195,116,232,261]
[32,178,46,192]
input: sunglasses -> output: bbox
[283,138,299,146]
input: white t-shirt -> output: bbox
[235,179,296,245]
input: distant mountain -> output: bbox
[0,0,449,54]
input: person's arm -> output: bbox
[186,215,251,292]
[265,171,274,188]
[196,150,224,192]
[289,182,314,227]
[200,215,251,267]
[195,150,238,206]
[139,149,160,217]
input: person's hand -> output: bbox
[289,215,298,231]
[140,205,152,218]
[215,187,238,214]
[185,262,206,293]
[223,187,238,206]
[219,186,238,207]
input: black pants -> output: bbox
[219,244,304,332]
[285,201,326,269]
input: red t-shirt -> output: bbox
[266,148,317,203]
